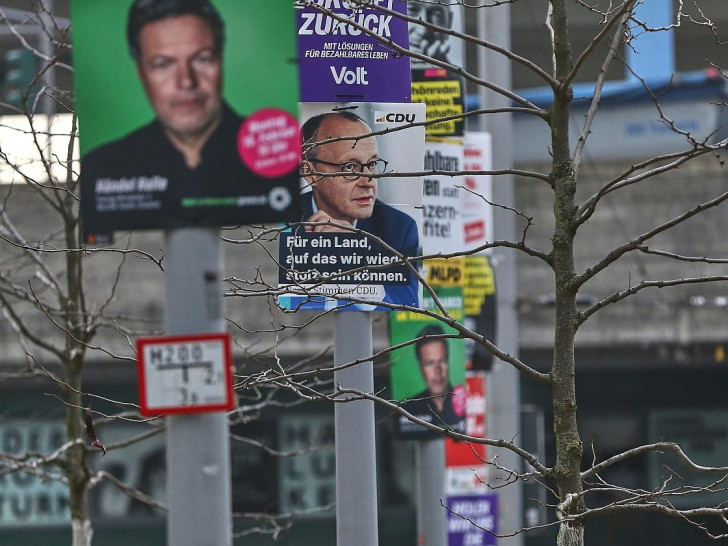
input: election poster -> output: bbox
[464,256,497,372]
[463,132,494,252]
[446,494,498,546]
[74,0,301,243]
[446,373,489,493]
[297,0,411,103]
[390,283,466,438]
[408,1,465,136]
[278,101,425,312]
[422,138,465,254]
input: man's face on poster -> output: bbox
[418,340,449,397]
[136,14,223,143]
[307,117,380,224]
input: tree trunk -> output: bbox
[64,207,93,545]
[549,1,585,543]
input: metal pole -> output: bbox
[477,2,524,544]
[416,439,447,546]
[334,311,378,546]
[165,228,232,546]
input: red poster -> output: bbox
[446,373,486,467]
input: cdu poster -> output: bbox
[278,101,425,312]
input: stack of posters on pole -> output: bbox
[407,1,465,137]
[390,258,466,438]
[296,0,411,103]
[277,102,425,311]
[74,0,301,243]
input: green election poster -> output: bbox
[390,285,467,438]
[73,0,300,241]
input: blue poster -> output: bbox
[447,494,498,546]
[297,0,411,102]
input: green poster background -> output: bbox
[72,0,299,155]
[390,286,466,401]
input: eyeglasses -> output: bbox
[308,158,389,181]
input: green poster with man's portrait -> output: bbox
[73,0,301,242]
[390,285,467,438]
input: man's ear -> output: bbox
[300,160,319,186]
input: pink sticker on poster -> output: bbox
[238,108,300,178]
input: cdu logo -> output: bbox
[374,111,416,124]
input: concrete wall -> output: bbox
[515,153,728,351]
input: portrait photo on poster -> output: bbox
[278,102,425,312]
[73,0,300,243]
[390,308,467,438]
[407,0,464,69]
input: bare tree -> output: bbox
[0,5,170,545]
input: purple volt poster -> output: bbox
[447,494,498,546]
[297,0,411,102]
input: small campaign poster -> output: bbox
[408,1,465,136]
[297,0,411,103]
[446,494,498,546]
[278,101,425,312]
[463,132,494,252]
[446,373,489,493]
[73,0,301,243]
[422,138,465,254]
[464,256,496,372]
[390,283,466,438]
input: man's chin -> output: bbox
[352,206,375,220]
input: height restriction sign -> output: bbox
[137,333,235,416]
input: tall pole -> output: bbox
[165,228,232,546]
[416,439,447,545]
[334,311,379,546]
[477,3,524,544]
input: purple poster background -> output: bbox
[297,0,411,102]
[447,494,498,546]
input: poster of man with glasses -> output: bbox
[278,102,425,311]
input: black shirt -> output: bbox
[80,103,297,242]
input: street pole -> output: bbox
[334,311,379,546]
[165,228,232,546]
[476,2,524,544]
[416,439,447,545]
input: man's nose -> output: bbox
[355,171,375,186]
[177,62,198,89]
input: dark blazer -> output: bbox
[301,193,420,308]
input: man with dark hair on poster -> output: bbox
[401,324,465,432]
[81,0,294,240]
[299,111,420,306]
[407,2,454,63]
